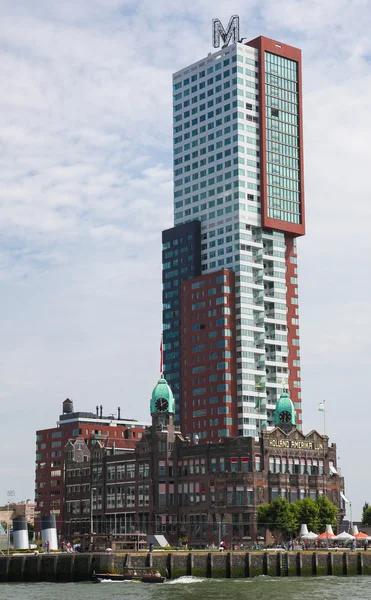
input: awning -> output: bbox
[340,492,349,503]
[329,465,338,475]
[354,532,371,540]
[334,531,354,541]
[147,534,169,547]
[317,531,335,539]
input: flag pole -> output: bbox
[323,400,326,436]
[160,333,163,376]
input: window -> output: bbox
[107,466,115,481]
[159,461,166,477]
[117,464,125,480]
[127,463,135,478]
[236,488,244,506]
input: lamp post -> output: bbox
[349,501,353,533]
[90,485,98,551]
[255,383,265,436]
[7,490,15,556]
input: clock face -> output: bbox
[155,397,169,412]
[279,410,292,424]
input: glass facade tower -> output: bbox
[163,36,305,439]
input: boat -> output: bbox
[93,567,167,583]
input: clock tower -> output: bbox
[274,389,297,432]
[150,375,175,428]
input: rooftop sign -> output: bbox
[212,15,240,49]
[269,439,324,451]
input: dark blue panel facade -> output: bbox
[162,221,201,424]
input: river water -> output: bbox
[1,577,371,600]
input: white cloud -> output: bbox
[0,0,369,520]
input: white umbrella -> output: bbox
[301,531,318,540]
[334,531,355,542]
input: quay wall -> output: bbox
[0,551,370,582]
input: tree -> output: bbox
[316,495,338,531]
[362,503,371,526]
[362,502,370,527]
[257,503,271,536]
[296,498,320,533]
[257,497,299,541]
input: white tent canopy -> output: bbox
[334,531,354,541]
[301,531,318,540]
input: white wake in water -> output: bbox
[168,576,216,584]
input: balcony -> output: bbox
[268,473,288,485]
[308,474,324,487]
[265,311,286,319]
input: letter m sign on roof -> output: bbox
[212,15,240,49]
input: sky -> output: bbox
[0,0,370,521]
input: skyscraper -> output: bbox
[162,33,304,441]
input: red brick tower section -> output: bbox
[181,269,237,441]
[285,236,302,426]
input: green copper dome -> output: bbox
[150,376,175,415]
[274,391,297,426]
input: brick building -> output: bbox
[35,398,148,531]
[63,377,346,545]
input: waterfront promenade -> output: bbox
[1,550,371,582]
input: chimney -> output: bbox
[99,405,103,418]
[96,405,99,417]
[118,407,121,420]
